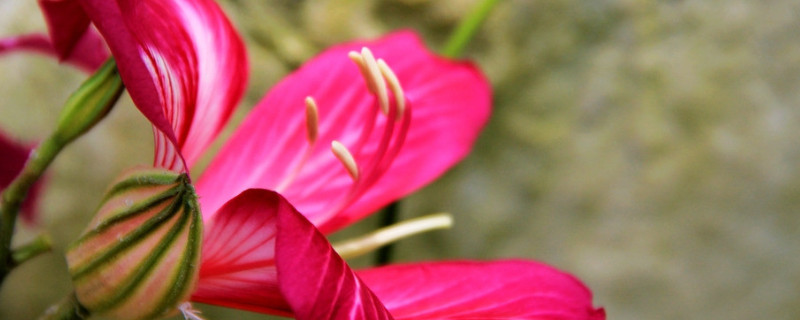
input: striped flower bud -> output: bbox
[54,58,123,145]
[66,167,202,320]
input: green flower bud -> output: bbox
[54,58,124,145]
[66,168,202,320]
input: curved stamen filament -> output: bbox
[274,96,320,192]
[349,48,390,114]
[286,48,412,228]
[332,213,454,260]
[377,58,406,119]
[314,49,414,226]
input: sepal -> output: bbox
[66,167,202,320]
[54,58,123,145]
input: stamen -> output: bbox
[360,47,390,114]
[348,51,376,94]
[332,213,454,259]
[377,59,406,120]
[179,302,205,320]
[331,141,359,180]
[304,96,319,143]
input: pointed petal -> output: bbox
[76,0,247,170]
[357,260,606,320]
[115,0,249,168]
[0,131,42,224]
[191,189,290,316]
[276,191,393,320]
[37,0,91,60]
[196,31,490,232]
[77,0,182,170]
[0,31,109,72]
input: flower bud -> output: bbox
[66,167,202,320]
[54,58,123,145]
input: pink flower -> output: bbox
[0,131,42,224]
[27,1,605,318]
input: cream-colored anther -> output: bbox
[331,141,359,180]
[360,47,390,114]
[348,51,376,93]
[304,96,319,143]
[377,59,406,120]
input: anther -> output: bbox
[360,47,390,114]
[348,51,376,93]
[377,59,406,120]
[304,96,319,143]
[331,141,359,180]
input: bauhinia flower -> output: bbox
[25,0,605,319]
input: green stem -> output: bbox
[11,233,52,267]
[0,58,122,287]
[441,0,502,58]
[0,137,63,286]
[375,201,399,265]
[37,293,90,320]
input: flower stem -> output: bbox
[0,137,63,286]
[37,293,90,320]
[441,0,501,58]
[375,201,400,265]
[11,233,52,267]
[0,58,123,287]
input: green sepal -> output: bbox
[54,58,124,145]
[67,167,202,320]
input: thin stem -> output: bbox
[441,0,502,58]
[11,233,52,267]
[375,201,399,265]
[0,58,122,287]
[0,137,63,286]
[37,293,90,320]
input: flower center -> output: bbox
[275,47,411,225]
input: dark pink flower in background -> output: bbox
[10,0,605,318]
[0,131,42,224]
[0,31,107,72]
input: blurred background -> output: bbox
[2,0,800,319]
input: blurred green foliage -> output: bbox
[1,0,799,319]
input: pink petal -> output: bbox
[0,131,42,224]
[115,0,248,168]
[191,189,290,316]
[196,31,490,232]
[37,0,91,60]
[275,190,393,320]
[357,260,606,320]
[0,32,109,72]
[70,0,247,170]
[78,0,182,170]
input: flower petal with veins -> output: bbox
[196,31,490,233]
[37,0,247,171]
[191,189,290,316]
[358,261,606,320]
